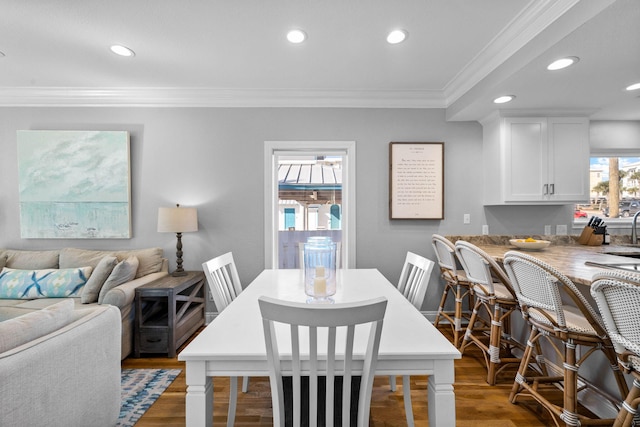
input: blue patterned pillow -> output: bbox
[0,267,92,299]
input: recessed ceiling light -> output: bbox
[287,29,307,44]
[387,29,408,44]
[493,95,516,104]
[626,82,640,91]
[110,45,135,57]
[547,56,579,71]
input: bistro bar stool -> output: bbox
[431,234,473,347]
[503,251,629,427]
[591,270,640,427]
[455,240,524,385]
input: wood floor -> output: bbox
[122,325,559,426]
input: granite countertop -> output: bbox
[445,235,640,286]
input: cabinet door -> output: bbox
[547,117,589,201]
[504,118,547,202]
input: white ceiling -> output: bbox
[1,0,638,121]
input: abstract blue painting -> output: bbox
[17,130,131,238]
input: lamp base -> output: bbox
[171,269,188,277]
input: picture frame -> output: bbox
[389,142,444,219]
[17,130,132,238]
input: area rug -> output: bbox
[117,368,181,427]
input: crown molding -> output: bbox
[0,87,446,108]
[443,0,581,106]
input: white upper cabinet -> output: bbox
[482,115,589,205]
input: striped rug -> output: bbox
[117,368,181,427]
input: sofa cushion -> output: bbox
[0,254,7,270]
[114,248,163,278]
[98,256,139,304]
[0,298,74,353]
[0,249,59,269]
[81,255,118,304]
[0,267,92,299]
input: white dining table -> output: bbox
[178,268,461,426]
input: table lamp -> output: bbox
[157,204,198,276]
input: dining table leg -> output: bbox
[185,360,213,427]
[428,359,456,426]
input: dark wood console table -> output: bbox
[134,271,205,357]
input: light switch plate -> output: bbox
[556,224,568,235]
[544,225,551,235]
[482,225,489,235]
[463,214,470,224]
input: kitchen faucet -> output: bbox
[633,211,640,245]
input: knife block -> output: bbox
[578,226,603,246]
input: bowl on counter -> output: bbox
[509,238,551,251]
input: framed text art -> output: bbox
[17,130,132,238]
[389,142,444,220]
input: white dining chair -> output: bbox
[202,252,248,427]
[389,251,434,427]
[258,295,387,427]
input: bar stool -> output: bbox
[503,251,629,427]
[592,270,640,427]
[455,240,524,385]
[431,234,473,347]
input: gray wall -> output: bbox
[0,107,578,312]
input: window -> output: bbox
[284,208,295,230]
[575,156,640,223]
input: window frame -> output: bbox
[575,152,640,230]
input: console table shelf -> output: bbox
[134,271,205,357]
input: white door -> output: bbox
[264,141,356,269]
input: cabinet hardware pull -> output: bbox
[550,184,555,195]
[543,184,548,195]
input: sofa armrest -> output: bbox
[101,270,169,309]
[0,305,121,427]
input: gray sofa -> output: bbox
[0,247,168,359]
[0,301,121,427]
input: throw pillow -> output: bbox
[0,299,74,354]
[98,256,139,304]
[81,255,118,304]
[0,267,92,299]
[114,248,163,278]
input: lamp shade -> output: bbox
[157,205,198,233]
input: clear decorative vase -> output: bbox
[304,236,336,302]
